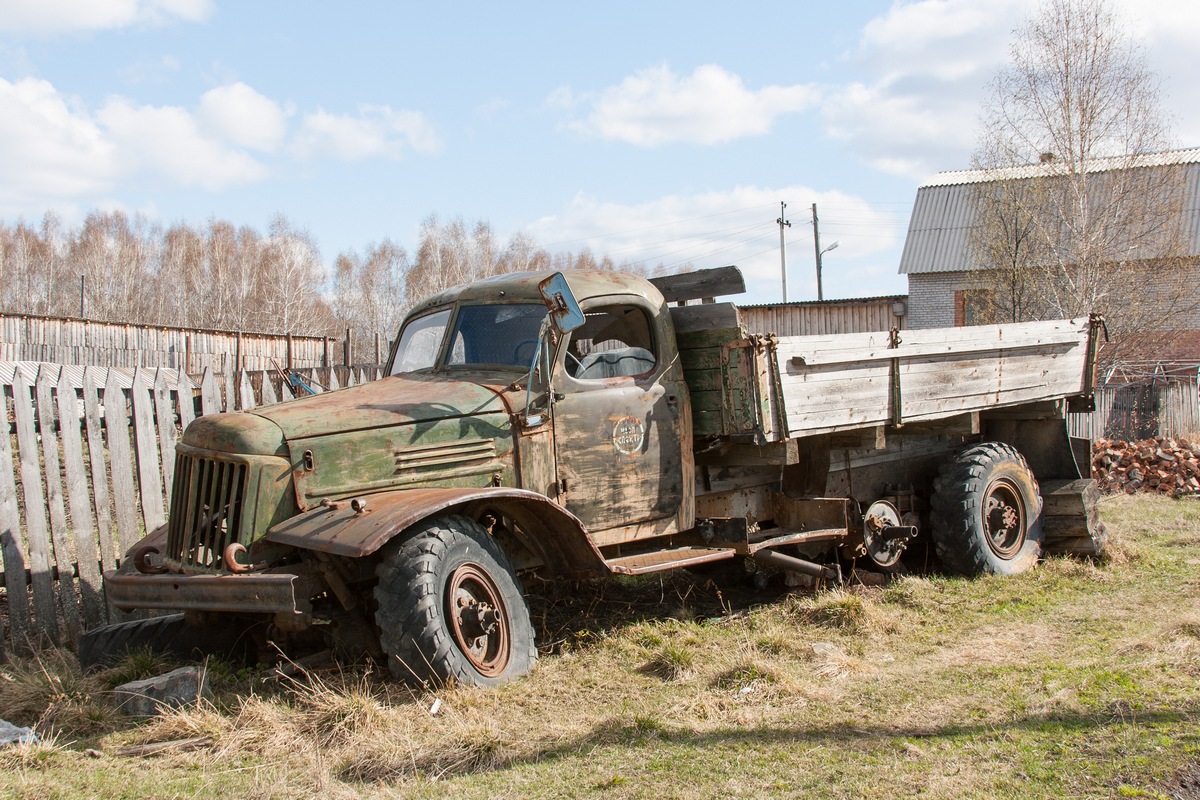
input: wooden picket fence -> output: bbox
[0,362,381,659]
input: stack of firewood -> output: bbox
[1091,437,1200,497]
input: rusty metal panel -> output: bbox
[105,567,310,615]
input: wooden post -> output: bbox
[286,332,294,371]
[323,336,331,368]
[375,332,381,367]
[344,327,352,367]
[185,334,192,375]
[236,331,243,371]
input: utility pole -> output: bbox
[776,201,792,302]
[811,203,823,301]
[811,204,841,302]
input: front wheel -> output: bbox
[374,515,536,687]
[930,442,1044,576]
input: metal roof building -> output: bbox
[899,148,1200,277]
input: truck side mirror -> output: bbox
[538,272,585,334]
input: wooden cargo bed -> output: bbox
[671,304,1099,443]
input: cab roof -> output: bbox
[406,270,665,318]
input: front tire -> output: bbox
[930,442,1044,576]
[374,515,536,687]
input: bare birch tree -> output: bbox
[969,0,1195,365]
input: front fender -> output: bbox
[264,486,607,578]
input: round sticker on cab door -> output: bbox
[612,416,646,455]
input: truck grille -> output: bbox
[166,452,249,571]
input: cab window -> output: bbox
[566,305,656,380]
[390,309,451,375]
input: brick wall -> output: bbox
[908,259,1200,331]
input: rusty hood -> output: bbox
[252,372,508,442]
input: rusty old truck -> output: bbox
[101,267,1105,685]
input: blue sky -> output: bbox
[2,0,1198,305]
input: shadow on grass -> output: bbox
[523,567,794,656]
[340,705,1200,784]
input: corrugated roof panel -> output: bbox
[901,159,1200,274]
[923,147,1200,187]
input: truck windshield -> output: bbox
[446,304,547,368]
[390,303,548,375]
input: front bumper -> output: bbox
[104,561,314,621]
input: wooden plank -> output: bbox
[280,379,295,402]
[676,327,742,349]
[200,367,221,416]
[82,368,116,576]
[690,390,723,414]
[684,368,721,393]
[0,384,31,654]
[650,266,745,303]
[680,346,723,372]
[131,369,166,533]
[104,370,140,557]
[778,319,1087,367]
[668,303,740,334]
[153,370,178,494]
[12,373,58,642]
[260,371,278,406]
[692,409,724,437]
[223,367,235,411]
[328,368,341,391]
[56,371,104,630]
[238,371,256,411]
[176,369,195,433]
[36,369,83,643]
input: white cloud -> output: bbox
[292,106,442,161]
[527,187,906,303]
[562,64,819,147]
[821,0,1024,180]
[830,0,1200,179]
[0,0,213,34]
[97,96,268,190]
[0,74,445,216]
[198,82,288,152]
[0,78,116,210]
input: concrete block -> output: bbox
[113,665,211,716]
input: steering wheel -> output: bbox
[513,339,540,365]
[565,349,584,375]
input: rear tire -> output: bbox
[930,442,1043,576]
[374,515,536,687]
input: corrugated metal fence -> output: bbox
[0,361,381,659]
[738,296,908,337]
[0,313,389,372]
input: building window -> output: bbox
[954,289,995,326]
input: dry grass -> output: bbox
[2,494,1199,799]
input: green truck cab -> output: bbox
[104,267,1104,686]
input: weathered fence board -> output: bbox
[0,388,29,656]
[105,369,141,558]
[57,371,105,629]
[0,361,382,656]
[12,373,58,643]
[131,370,166,534]
[36,371,83,644]
[0,313,379,373]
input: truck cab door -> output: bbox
[550,298,689,538]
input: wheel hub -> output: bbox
[446,563,510,676]
[983,479,1026,558]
